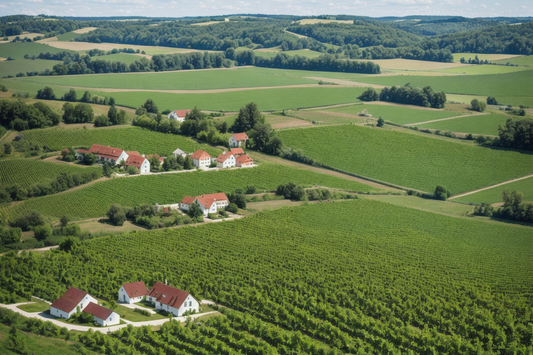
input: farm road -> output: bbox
[449,174,533,200]
[404,112,488,127]
[0,301,217,333]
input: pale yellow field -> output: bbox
[298,19,353,25]
[255,46,282,52]
[35,37,58,43]
[191,21,225,26]
[73,27,98,34]
[452,53,522,62]
[446,94,487,104]
[1,32,44,42]
[369,58,470,71]
[284,30,308,39]
[41,41,203,55]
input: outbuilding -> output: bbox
[146,282,199,317]
[168,110,191,122]
[118,281,148,304]
[50,287,98,320]
[83,302,120,326]
[229,133,248,148]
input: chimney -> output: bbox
[165,279,167,285]
[223,151,226,155]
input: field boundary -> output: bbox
[449,174,533,200]
[404,112,488,127]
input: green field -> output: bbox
[0,42,72,60]
[109,86,366,111]
[354,70,533,107]
[0,59,62,78]
[493,55,533,66]
[98,53,145,64]
[278,125,533,194]
[0,163,377,223]
[19,126,221,157]
[16,298,50,313]
[451,53,523,62]
[454,175,533,204]
[12,67,319,90]
[418,112,516,136]
[324,103,459,125]
[441,65,532,75]
[2,199,531,353]
[255,49,324,59]
[0,159,102,188]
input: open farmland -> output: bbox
[42,41,205,55]
[0,163,378,223]
[12,67,319,90]
[18,126,221,156]
[0,159,102,188]
[368,58,468,71]
[493,55,533,66]
[451,53,523,62]
[440,65,532,75]
[55,27,97,41]
[417,112,516,136]
[352,70,533,107]
[0,42,72,60]
[0,59,61,78]
[278,125,533,194]
[323,102,460,125]
[3,200,532,353]
[454,175,533,204]
[254,49,325,59]
[97,53,147,64]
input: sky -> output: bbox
[0,0,531,18]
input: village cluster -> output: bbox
[49,282,199,327]
[75,132,253,174]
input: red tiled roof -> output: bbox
[122,281,147,298]
[181,196,196,205]
[230,148,245,156]
[50,287,88,313]
[236,154,253,164]
[164,207,169,213]
[217,152,234,163]
[173,110,191,117]
[196,193,229,209]
[190,150,211,161]
[89,144,124,159]
[127,151,140,156]
[83,302,114,320]
[76,149,90,154]
[232,133,248,141]
[125,155,146,168]
[147,282,190,309]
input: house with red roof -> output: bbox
[168,110,191,122]
[230,147,245,156]
[236,154,254,167]
[83,302,120,326]
[50,287,98,320]
[118,281,148,304]
[88,144,129,165]
[180,193,229,216]
[229,132,249,148]
[125,154,150,173]
[217,151,235,169]
[190,150,212,169]
[146,282,199,316]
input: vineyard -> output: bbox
[454,175,533,204]
[278,125,533,194]
[0,159,101,189]
[1,200,532,354]
[417,112,510,136]
[18,126,221,157]
[0,163,377,224]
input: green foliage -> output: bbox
[10,210,44,231]
[35,86,56,100]
[379,84,447,108]
[278,125,533,194]
[0,42,70,60]
[187,201,203,219]
[473,203,494,217]
[106,204,126,226]
[376,117,384,127]
[433,185,451,201]
[142,99,158,114]
[33,224,52,241]
[494,189,533,223]
[276,182,306,201]
[358,87,379,101]
[133,308,150,317]
[497,118,533,151]
[470,99,487,112]
[61,88,77,102]
[0,100,60,130]
[226,203,238,213]
[230,102,265,133]
[6,324,27,354]
[0,227,21,245]
[487,96,498,105]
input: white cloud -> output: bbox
[495,2,500,4]
[480,3,487,8]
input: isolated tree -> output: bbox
[143,99,159,114]
[74,103,94,123]
[36,86,55,100]
[434,185,451,201]
[470,99,486,112]
[62,102,75,123]
[377,117,384,127]
[231,102,264,133]
[4,143,12,155]
[107,204,126,226]
[83,153,97,165]
[34,224,52,241]
[487,96,498,105]
[60,215,69,227]
[226,203,238,213]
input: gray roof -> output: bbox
[173,148,185,155]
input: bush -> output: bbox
[134,308,151,317]
[107,204,126,226]
[226,203,238,213]
[34,224,52,241]
[126,166,139,175]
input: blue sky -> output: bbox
[0,0,531,18]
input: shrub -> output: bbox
[34,224,52,241]
[134,308,151,317]
[226,203,238,213]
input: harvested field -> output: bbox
[265,114,313,129]
[42,41,203,55]
[368,58,469,71]
[0,33,43,42]
[452,53,522,62]
[73,27,98,34]
[298,19,353,24]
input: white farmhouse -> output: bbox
[88,144,129,165]
[146,282,199,317]
[125,154,150,174]
[168,110,191,122]
[190,150,212,169]
[50,287,98,320]
[217,151,235,168]
[118,281,147,304]
[83,302,120,326]
[229,133,249,148]
[180,193,229,216]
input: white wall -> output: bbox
[140,159,150,173]
[118,286,144,304]
[50,306,74,320]
[94,312,120,326]
[200,202,217,216]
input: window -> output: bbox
[189,301,192,307]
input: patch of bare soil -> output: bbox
[73,27,98,34]
[271,119,313,129]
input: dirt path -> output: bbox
[304,76,385,88]
[404,112,488,127]
[449,174,533,200]
[247,151,401,192]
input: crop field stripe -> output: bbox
[416,112,515,136]
[277,125,533,194]
[0,163,376,223]
[452,174,533,204]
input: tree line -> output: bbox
[358,84,447,108]
[0,100,60,131]
[474,189,533,223]
[0,15,81,37]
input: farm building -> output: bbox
[236,154,254,167]
[83,302,120,326]
[146,282,199,317]
[76,144,151,173]
[180,193,229,216]
[190,150,212,168]
[173,148,187,159]
[217,151,236,168]
[168,110,191,122]
[125,154,150,174]
[50,287,98,320]
[229,133,248,148]
[230,147,245,156]
[118,281,147,304]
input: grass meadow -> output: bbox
[454,176,533,204]
[277,125,533,194]
[0,163,378,223]
[417,112,515,136]
[254,49,325,59]
[0,42,71,60]
[324,103,459,125]
[0,59,61,78]
[98,53,145,64]
[0,159,102,188]
[353,70,533,107]
[19,126,222,156]
[451,53,523,62]
[440,65,532,75]
[493,55,533,66]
